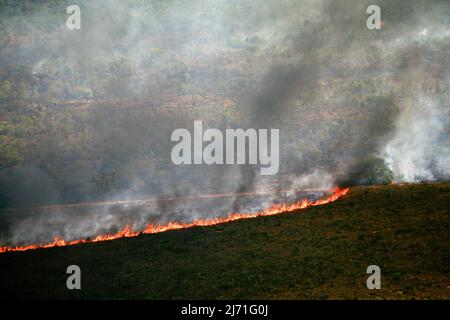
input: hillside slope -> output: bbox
[0,182,449,299]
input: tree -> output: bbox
[0,136,21,168]
[340,156,394,186]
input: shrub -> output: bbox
[340,156,394,186]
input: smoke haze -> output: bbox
[0,0,448,245]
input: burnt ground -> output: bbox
[0,182,449,299]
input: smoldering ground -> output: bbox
[0,0,448,245]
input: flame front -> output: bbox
[0,187,349,254]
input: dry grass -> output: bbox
[0,182,449,299]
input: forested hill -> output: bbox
[1,0,449,209]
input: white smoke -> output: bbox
[383,95,449,182]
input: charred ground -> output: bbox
[0,182,448,299]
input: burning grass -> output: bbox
[0,182,448,299]
[0,187,349,253]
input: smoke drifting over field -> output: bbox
[0,0,448,245]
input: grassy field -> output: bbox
[0,183,449,299]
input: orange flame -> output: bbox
[0,187,349,254]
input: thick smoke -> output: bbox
[384,95,449,182]
[0,0,448,245]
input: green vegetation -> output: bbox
[340,157,394,186]
[0,182,448,299]
[0,2,448,299]
[0,0,449,208]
